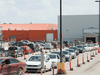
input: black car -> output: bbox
[13,42,24,47]
[76,45,85,53]
[28,43,35,51]
[63,41,69,47]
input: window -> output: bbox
[10,36,16,39]
[4,59,10,64]
[10,59,19,64]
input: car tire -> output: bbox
[43,67,46,73]
[17,68,23,75]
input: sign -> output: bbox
[75,40,77,42]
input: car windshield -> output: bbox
[69,50,74,53]
[0,59,3,64]
[69,47,76,50]
[93,44,96,46]
[63,51,69,55]
[10,41,15,43]
[87,45,90,47]
[48,55,56,59]
[51,52,61,56]
[83,45,87,47]
[76,46,82,48]
[28,56,41,61]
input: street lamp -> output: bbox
[95,0,100,47]
[60,0,62,63]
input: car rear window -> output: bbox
[9,47,17,50]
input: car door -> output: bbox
[1,59,11,75]
[45,56,51,69]
[10,59,19,74]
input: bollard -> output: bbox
[14,51,16,58]
[82,54,85,64]
[53,61,54,75]
[2,53,3,57]
[49,45,51,52]
[95,50,97,55]
[3,45,4,48]
[92,51,95,57]
[59,45,60,50]
[69,57,73,71]
[90,52,93,60]
[53,47,54,51]
[77,55,80,67]
[87,53,90,62]
[24,53,26,60]
[98,48,99,52]
[40,69,42,75]
[32,51,34,55]
[45,47,47,53]
[63,45,64,49]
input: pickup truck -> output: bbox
[6,46,24,58]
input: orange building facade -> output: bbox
[0,23,58,42]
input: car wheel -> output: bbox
[17,68,23,75]
[43,67,46,73]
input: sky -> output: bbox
[0,0,99,24]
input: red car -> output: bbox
[21,46,32,54]
[0,57,26,75]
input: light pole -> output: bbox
[60,0,62,63]
[95,0,100,47]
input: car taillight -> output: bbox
[14,51,16,54]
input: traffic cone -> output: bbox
[92,51,95,57]
[69,57,73,71]
[87,53,90,62]
[49,45,51,52]
[53,47,54,51]
[77,55,80,67]
[90,52,93,60]
[45,47,47,53]
[82,54,85,64]
[32,51,34,55]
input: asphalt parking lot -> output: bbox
[2,42,100,75]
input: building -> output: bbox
[58,15,99,43]
[0,23,58,42]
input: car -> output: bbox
[26,55,52,73]
[69,46,79,55]
[28,43,35,51]
[62,51,72,61]
[46,54,60,67]
[76,45,85,53]
[44,43,53,49]
[8,41,15,46]
[0,48,8,57]
[51,51,65,62]
[81,42,86,45]
[7,46,24,58]
[87,44,92,51]
[13,42,24,47]
[83,45,90,52]
[34,44,40,52]
[21,40,31,44]
[21,46,32,54]
[65,49,76,59]
[63,41,69,47]
[90,44,95,50]
[93,44,99,49]
[0,57,26,75]
[51,41,57,49]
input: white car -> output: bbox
[83,45,90,52]
[26,55,52,73]
[46,54,60,67]
[93,44,99,49]
[87,45,92,51]
[44,43,53,49]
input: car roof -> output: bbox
[51,51,60,52]
[46,53,58,55]
[0,57,13,59]
[65,49,74,50]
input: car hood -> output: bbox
[26,61,42,65]
[50,59,57,62]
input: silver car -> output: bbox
[44,43,53,49]
[65,49,76,59]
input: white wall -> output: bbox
[58,15,99,42]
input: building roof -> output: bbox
[0,23,58,30]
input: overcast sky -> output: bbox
[0,0,99,24]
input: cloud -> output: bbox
[0,0,99,24]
